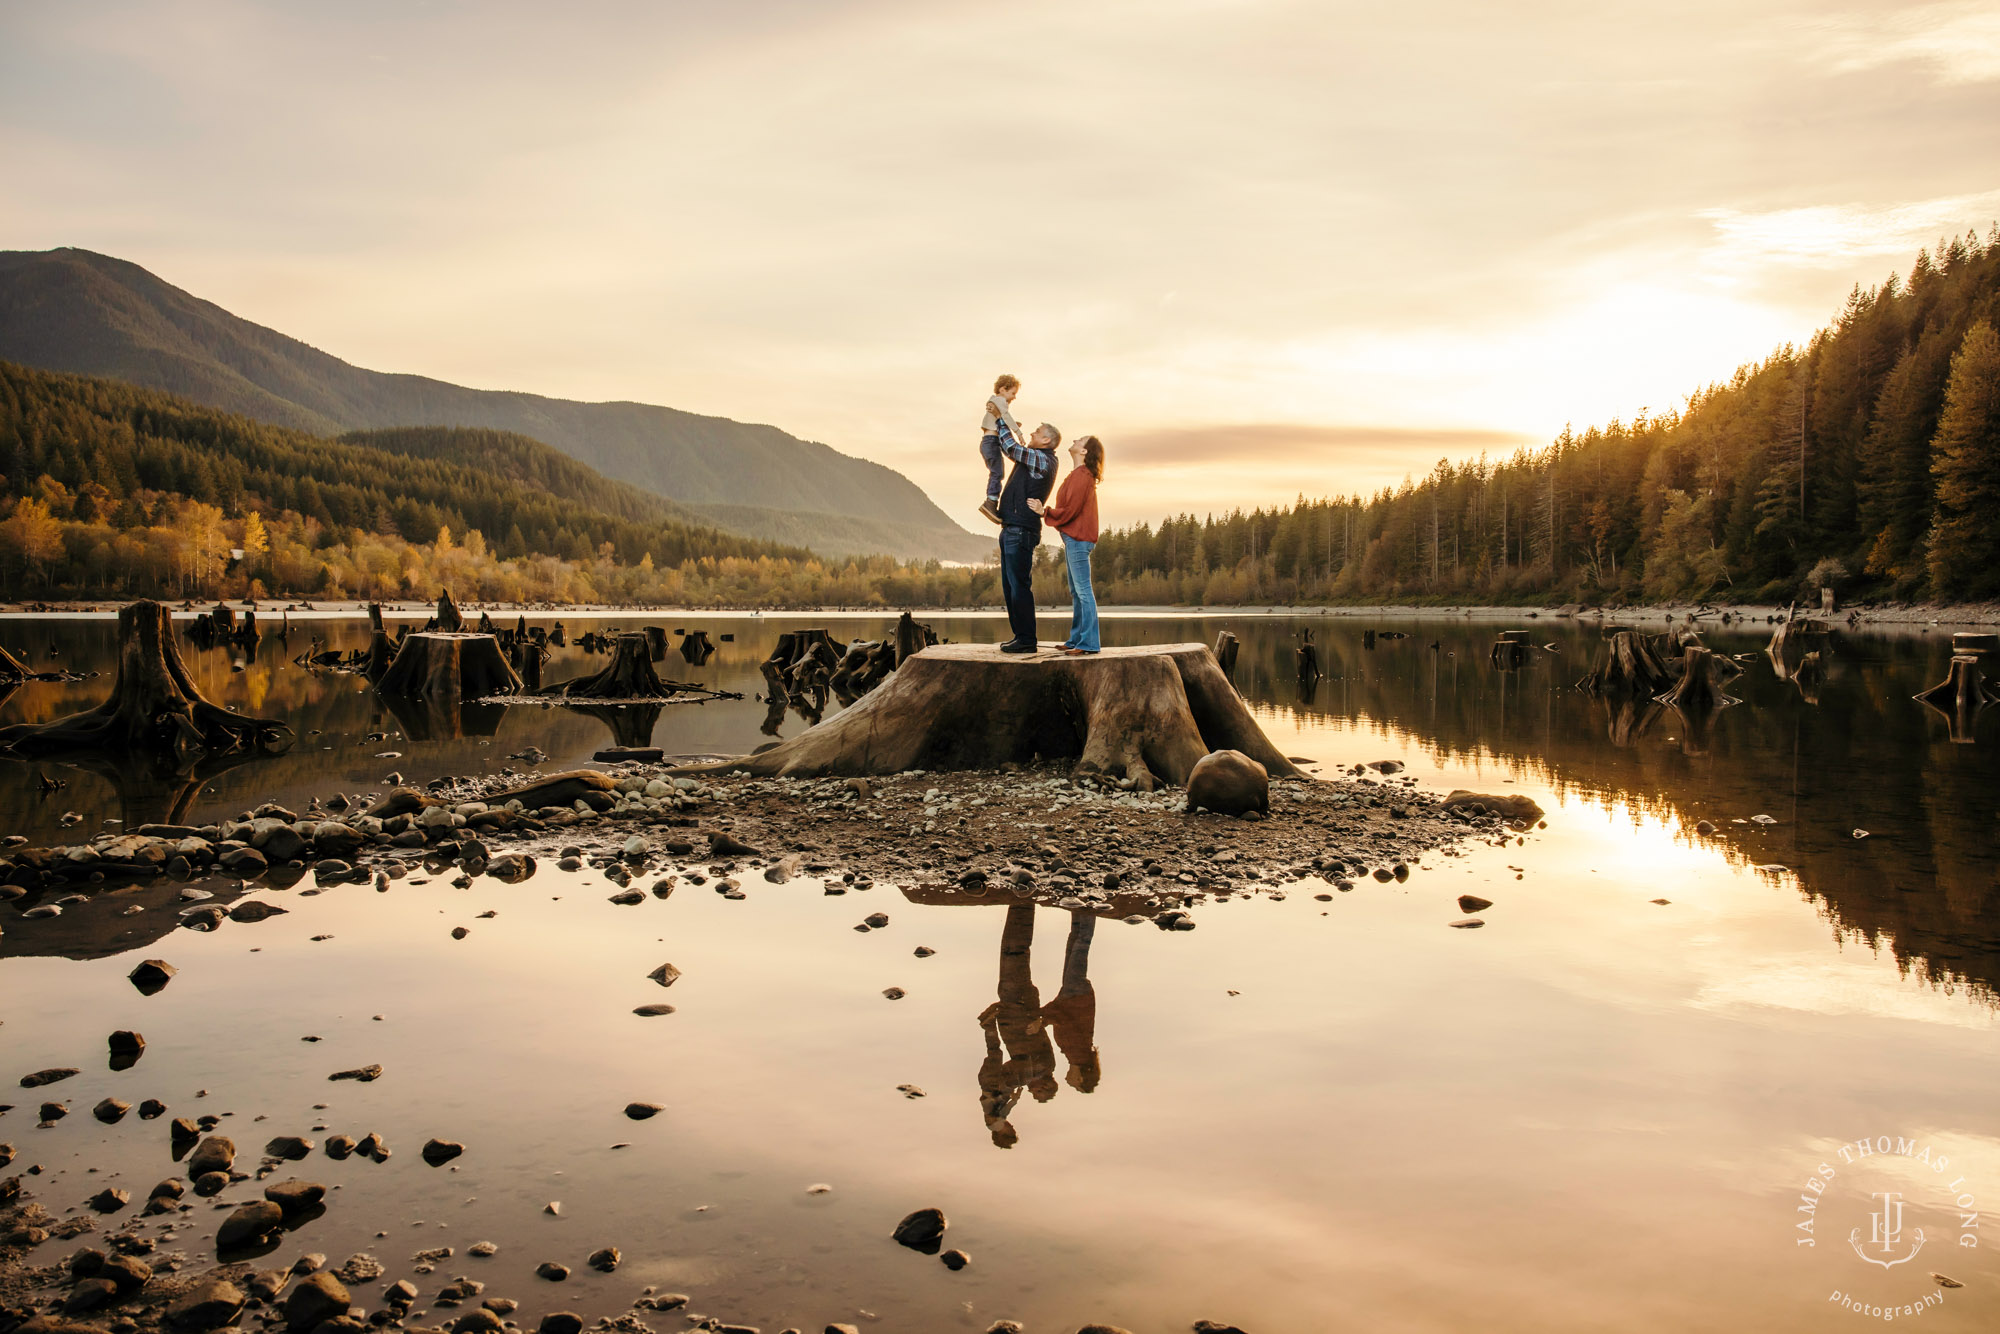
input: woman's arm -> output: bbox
[1042,472,1087,525]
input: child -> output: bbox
[978,374,1024,525]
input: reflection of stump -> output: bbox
[680,643,1303,789]
[1578,630,1675,695]
[363,630,395,682]
[1296,630,1320,681]
[377,632,522,699]
[541,634,675,699]
[1655,645,1739,712]
[1914,651,1994,743]
[0,602,294,761]
[377,692,507,742]
[569,703,664,749]
[1490,631,1530,669]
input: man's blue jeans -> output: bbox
[1062,535,1100,652]
[999,525,1038,646]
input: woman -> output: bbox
[1031,434,1104,655]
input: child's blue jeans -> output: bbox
[979,433,1004,502]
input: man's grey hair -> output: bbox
[1037,422,1061,447]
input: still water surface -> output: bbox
[3,612,1997,1332]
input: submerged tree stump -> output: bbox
[1577,629,1675,696]
[1766,618,1831,682]
[377,632,523,699]
[680,642,1305,790]
[540,633,676,699]
[1213,631,1240,677]
[0,601,294,761]
[1654,644,1740,712]
[679,630,716,665]
[428,589,466,633]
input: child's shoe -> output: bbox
[978,499,1002,525]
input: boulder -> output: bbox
[283,1271,349,1333]
[891,1206,947,1253]
[187,1136,235,1177]
[1186,749,1269,817]
[216,1200,284,1250]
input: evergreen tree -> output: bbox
[1926,322,2000,598]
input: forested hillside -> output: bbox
[0,362,993,607]
[1094,230,2000,606]
[0,247,991,562]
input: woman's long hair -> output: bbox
[1079,435,1105,482]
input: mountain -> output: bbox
[0,247,990,563]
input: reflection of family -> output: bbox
[976,904,1100,1149]
[976,374,1105,656]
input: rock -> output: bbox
[863,912,890,928]
[421,1139,465,1166]
[607,889,644,906]
[882,987,906,1000]
[20,1067,79,1089]
[367,787,431,819]
[632,1004,676,1017]
[1193,1323,1250,1334]
[218,847,268,875]
[324,1134,356,1160]
[261,827,309,862]
[217,1199,285,1249]
[228,900,288,923]
[179,905,226,931]
[312,824,367,858]
[87,1188,130,1212]
[1442,790,1544,822]
[98,1254,152,1292]
[108,1030,146,1057]
[129,959,176,993]
[484,852,537,884]
[709,831,759,856]
[328,1065,383,1082]
[763,853,804,884]
[264,1179,326,1217]
[624,1103,664,1120]
[245,1270,287,1301]
[451,926,471,940]
[648,962,682,987]
[192,1172,230,1197]
[265,1135,315,1159]
[188,1136,235,1177]
[940,1248,969,1270]
[291,1253,327,1275]
[468,1241,498,1257]
[383,1280,419,1307]
[891,1206,946,1253]
[39,1100,68,1122]
[1448,918,1485,929]
[534,1262,569,1282]
[537,1316,583,1334]
[1186,750,1270,817]
[1457,895,1493,913]
[139,1098,167,1118]
[1075,1327,1136,1334]
[284,1272,350,1333]
[166,1277,246,1330]
[93,1098,131,1124]
[585,1246,619,1272]
[356,1133,389,1161]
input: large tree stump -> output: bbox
[1654,644,1740,712]
[540,633,676,699]
[0,601,294,761]
[679,643,1305,790]
[377,632,523,699]
[1577,629,1675,695]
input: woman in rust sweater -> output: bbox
[1030,434,1105,655]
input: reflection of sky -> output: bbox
[4,614,1999,1329]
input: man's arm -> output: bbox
[994,420,1050,478]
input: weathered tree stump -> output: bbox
[1766,618,1831,682]
[679,630,715,665]
[643,626,670,661]
[0,601,294,761]
[429,589,466,633]
[1577,629,1675,696]
[1213,631,1240,677]
[363,629,395,682]
[540,633,676,699]
[1491,630,1531,669]
[680,643,1305,790]
[376,632,522,699]
[894,612,934,666]
[1914,640,1998,743]
[510,637,545,690]
[1654,645,1740,712]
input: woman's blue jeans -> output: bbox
[1062,535,1100,652]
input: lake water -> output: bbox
[4,611,1998,1333]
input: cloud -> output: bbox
[1806,2,2000,86]
[1699,191,2000,270]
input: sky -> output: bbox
[3,0,1998,531]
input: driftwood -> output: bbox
[0,645,80,684]
[377,632,523,699]
[679,642,1305,790]
[0,601,294,761]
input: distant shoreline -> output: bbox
[2,598,1995,627]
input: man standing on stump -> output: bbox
[994,419,1061,654]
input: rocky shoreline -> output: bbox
[2,759,1536,1334]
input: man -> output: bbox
[993,419,1061,653]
